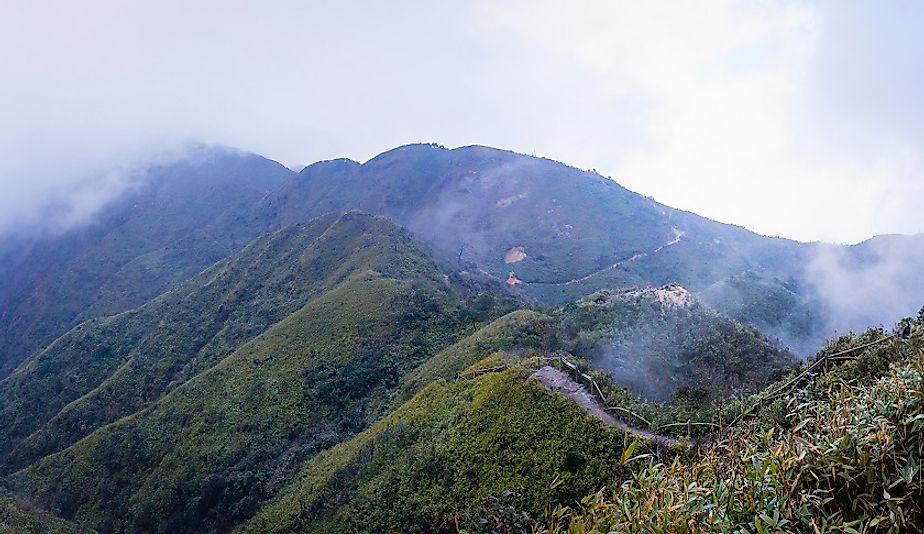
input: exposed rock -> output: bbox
[504,246,527,264]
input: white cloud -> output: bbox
[0,1,921,242]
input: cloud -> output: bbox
[0,1,921,242]
[806,235,924,337]
[475,1,924,243]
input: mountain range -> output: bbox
[0,143,922,532]
[2,143,921,377]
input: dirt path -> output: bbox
[529,227,685,287]
[562,253,647,286]
[653,228,685,253]
[531,366,679,447]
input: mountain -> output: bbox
[238,288,798,533]
[261,145,810,302]
[555,285,794,402]
[2,142,922,381]
[0,206,805,533]
[0,212,512,532]
[0,147,294,377]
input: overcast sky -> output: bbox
[2,1,922,243]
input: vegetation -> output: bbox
[0,147,918,532]
[555,288,795,402]
[545,315,923,532]
[243,366,631,533]
[0,485,87,534]
[0,208,811,532]
[1,213,514,532]
[5,142,904,386]
[0,148,295,377]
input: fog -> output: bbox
[807,235,924,338]
[2,1,923,243]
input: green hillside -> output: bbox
[0,485,88,534]
[257,144,832,351]
[557,285,795,402]
[242,311,921,533]
[234,286,799,533]
[0,210,806,533]
[3,142,892,380]
[0,144,920,532]
[1,212,512,532]
[0,147,295,377]
[1,211,489,474]
[549,315,924,532]
[243,367,629,534]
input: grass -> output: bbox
[243,366,630,534]
[541,316,924,532]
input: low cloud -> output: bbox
[2,2,922,244]
[806,236,924,337]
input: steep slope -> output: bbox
[0,146,295,377]
[237,291,800,533]
[3,141,920,377]
[556,285,795,402]
[263,145,806,291]
[256,144,830,350]
[551,316,924,532]
[0,495,87,534]
[242,367,630,534]
[3,212,512,532]
[0,211,462,473]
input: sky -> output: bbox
[1,1,923,243]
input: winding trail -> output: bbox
[526,228,685,287]
[531,366,679,447]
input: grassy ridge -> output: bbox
[532,314,923,532]
[11,272,470,531]
[238,288,803,533]
[243,367,629,533]
[4,213,514,532]
[0,212,452,474]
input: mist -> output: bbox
[3,2,923,244]
[806,235,924,339]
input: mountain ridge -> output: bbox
[1,141,921,382]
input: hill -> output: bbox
[0,211,803,532]
[233,286,797,533]
[0,146,294,377]
[556,285,795,402]
[243,366,630,533]
[551,314,924,532]
[2,143,922,376]
[0,212,512,532]
[245,309,920,533]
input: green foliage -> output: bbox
[556,288,795,403]
[0,486,87,534]
[243,369,629,533]
[544,320,924,532]
[455,488,533,534]
[4,213,507,533]
[1,142,858,383]
[0,212,451,474]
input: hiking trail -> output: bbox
[531,366,679,447]
[525,227,685,286]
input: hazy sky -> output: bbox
[2,1,922,243]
